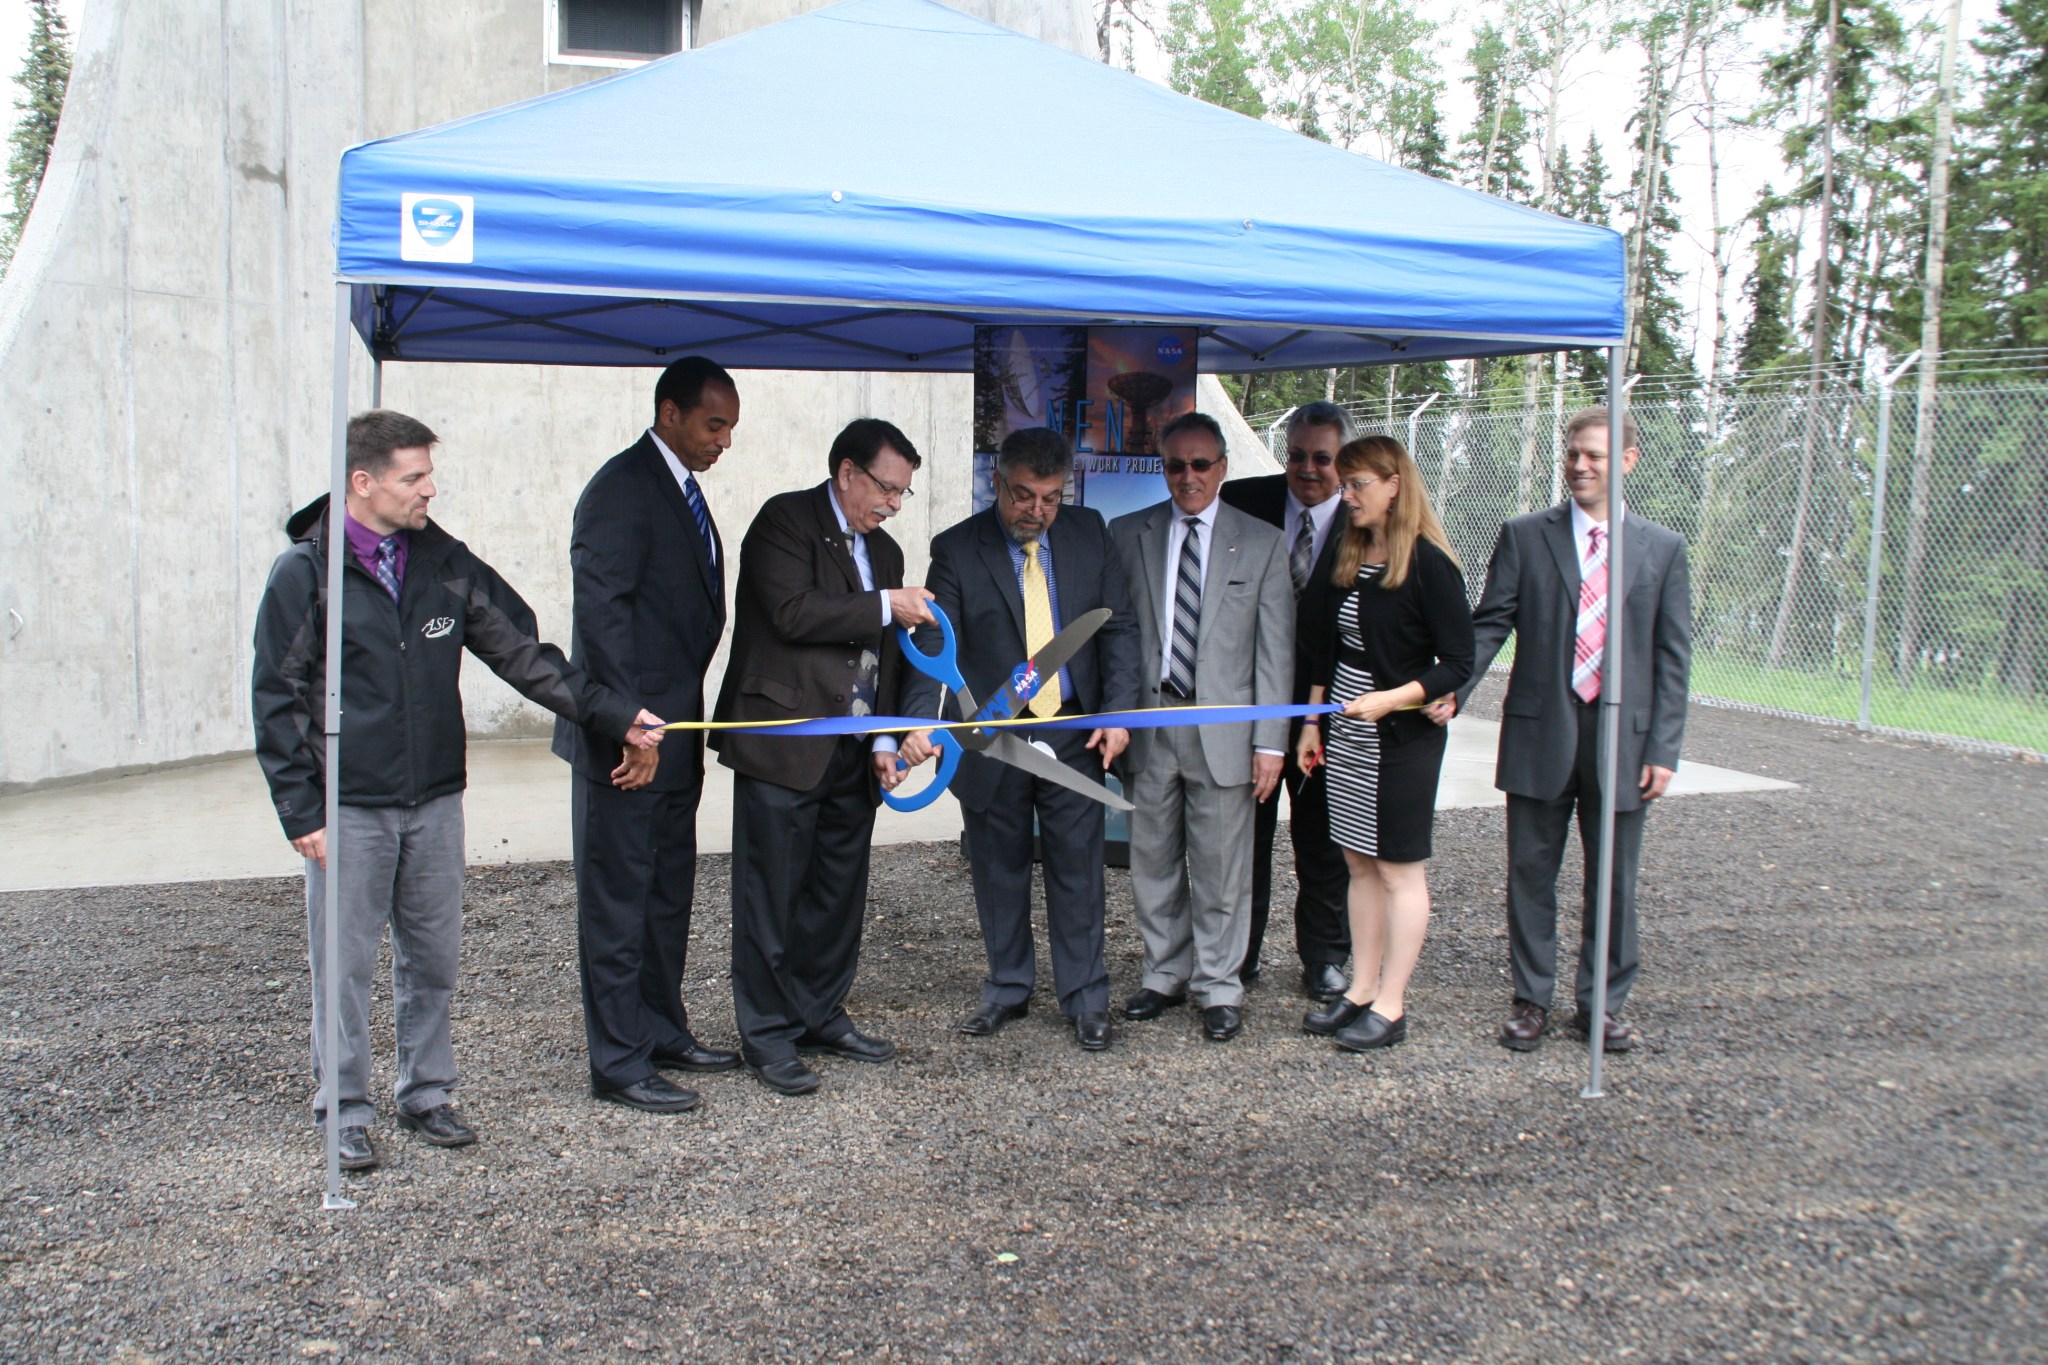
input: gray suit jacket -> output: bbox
[1459,503,1692,813]
[1109,499,1294,786]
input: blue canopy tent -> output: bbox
[313,0,1636,1206]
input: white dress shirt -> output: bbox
[1569,499,1609,568]
[826,482,896,755]
[1285,488,1343,573]
[1157,498,1221,683]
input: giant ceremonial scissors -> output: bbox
[884,602,1136,815]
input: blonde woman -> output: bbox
[1295,436,1474,1051]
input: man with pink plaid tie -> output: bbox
[1429,407,1692,1054]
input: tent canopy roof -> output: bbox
[335,0,1624,372]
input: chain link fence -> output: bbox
[1252,370,2048,758]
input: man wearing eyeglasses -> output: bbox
[900,427,1140,1051]
[1109,411,1295,1043]
[712,418,936,1096]
[1219,399,1355,1004]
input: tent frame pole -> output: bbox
[321,282,357,1210]
[1581,343,1627,1101]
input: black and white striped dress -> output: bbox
[1323,563,1386,856]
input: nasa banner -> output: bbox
[970,325,1201,519]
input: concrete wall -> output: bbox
[0,0,1267,788]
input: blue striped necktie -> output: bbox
[681,473,717,570]
[1167,516,1201,696]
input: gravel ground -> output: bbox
[3,701,2045,1363]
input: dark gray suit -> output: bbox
[1460,502,1691,1015]
[903,506,1140,1018]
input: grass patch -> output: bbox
[1691,655,2048,753]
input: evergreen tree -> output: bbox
[1457,22,1537,203]
[1950,0,2048,348]
[1736,209,1800,374]
[3,0,72,268]
[1163,0,1268,119]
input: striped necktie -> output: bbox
[1289,507,1315,596]
[1572,524,1608,704]
[1166,516,1201,697]
[680,472,718,571]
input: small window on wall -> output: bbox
[551,0,689,67]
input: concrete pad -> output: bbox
[0,723,1791,892]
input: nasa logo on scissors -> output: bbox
[1010,660,1040,698]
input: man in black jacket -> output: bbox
[1218,400,1353,1002]
[253,409,660,1172]
[553,358,742,1113]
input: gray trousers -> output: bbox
[1128,723,1255,1009]
[303,794,464,1126]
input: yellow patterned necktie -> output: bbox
[1019,538,1063,718]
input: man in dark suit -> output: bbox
[1441,406,1691,1054]
[900,427,1141,1051]
[1219,399,1354,1002]
[712,418,935,1096]
[554,357,740,1115]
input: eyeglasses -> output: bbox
[1162,457,1224,475]
[998,475,1066,511]
[852,463,916,501]
[1340,476,1387,497]
[1286,449,1335,468]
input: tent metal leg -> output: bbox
[322,282,357,1211]
[372,358,383,409]
[1582,343,1628,1102]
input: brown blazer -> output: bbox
[710,481,905,795]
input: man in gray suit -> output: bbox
[1437,406,1691,1053]
[1110,412,1294,1042]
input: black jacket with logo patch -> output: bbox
[252,495,637,838]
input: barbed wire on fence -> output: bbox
[1250,359,2048,759]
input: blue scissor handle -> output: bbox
[883,603,966,813]
[883,725,961,813]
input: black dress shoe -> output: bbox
[1303,963,1349,1003]
[1334,1009,1408,1052]
[1122,988,1188,1021]
[1075,1012,1111,1051]
[651,1038,742,1073]
[749,1057,822,1095]
[1569,1011,1637,1052]
[593,1075,702,1113]
[1302,997,1369,1037]
[797,1028,897,1063]
[1202,1005,1242,1041]
[958,1001,1029,1036]
[1241,958,1262,985]
[337,1125,378,1172]
[397,1104,476,1147]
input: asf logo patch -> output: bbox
[422,616,455,640]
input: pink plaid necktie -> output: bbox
[1572,525,1608,704]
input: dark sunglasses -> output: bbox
[1286,449,1335,468]
[1163,457,1223,475]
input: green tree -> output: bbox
[1163,0,1268,118]
[1735,209,1800,374]
[3,0,72,269]
[1457,21,1537,202]
[1259,0,1440,160]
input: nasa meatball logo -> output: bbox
[1155,336,1186,367]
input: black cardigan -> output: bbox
[1305,537,1476,746]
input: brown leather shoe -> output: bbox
[1569,1011,1636,1052]
[1499,1001,1548,1052]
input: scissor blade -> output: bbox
[987,733,1135,812]
[971,607,1113,727]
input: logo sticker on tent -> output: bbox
[400,193,474,264]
